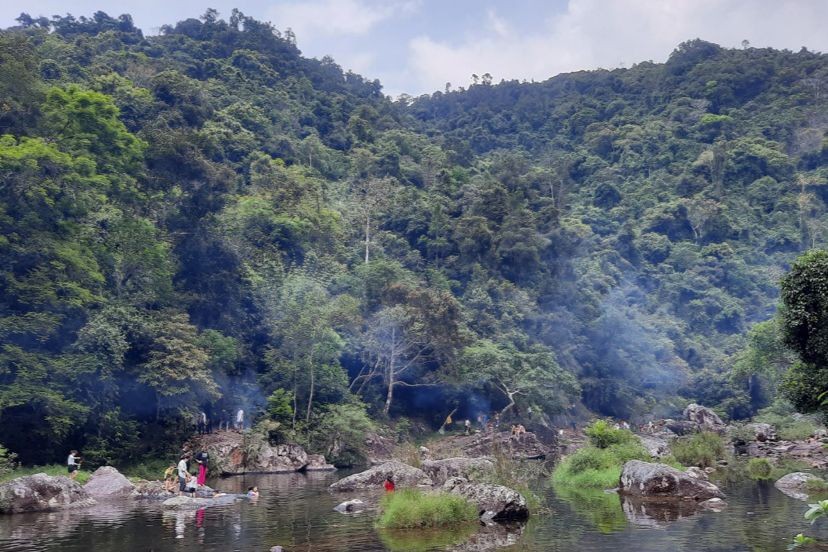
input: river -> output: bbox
[0,469,825,551]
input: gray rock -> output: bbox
[442,477,528,521]
[685,467,708,481]
[746,423,777,442]
[699,497,727,511]
[333,498,365,513]
[83,466,135,499]
[188,432,325,475]
[618,460,725,501]
[683,404,725,432]
[329,461,432,492]
[421,457,495,486]
[161,494,238,509]
[639,434,670,458]
[0,473,96,514]
[304,454,336,472]
[132,479,174,500]
[774,472,824,501]
[462,431,552,461]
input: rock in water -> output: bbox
[304,454,336,472]
[132,479,173,500]
[442,477,529,521]
[0,473,96,514]
[329,461,432,492]
[161,494,238,509]
[421,457,495,485]
[83,466,136,499]
[187,432,328,475]
[333,499,365,513]
[774,472,825,501]
[683,403,725,432]
[618,460,724,501]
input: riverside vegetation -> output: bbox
[1,10,828,484]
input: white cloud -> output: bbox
[407,0,828,94]
[268,0,419,39]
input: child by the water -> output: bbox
[383,476,395,492]
[247,486,259,498]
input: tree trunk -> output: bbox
[364,215,371,264]
[305,352,315,423]
[383,328,396,416]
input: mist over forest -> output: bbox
[1,9,827,467]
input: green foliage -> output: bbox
[1,11,828,466]
[805,499,828,524]
[584,419,637,449]
[746,458,773,480]
[0,464,90,485]
[552,440,649,489]
[376,489,478,529]
[0,445,17,476]
[670,432,727,468]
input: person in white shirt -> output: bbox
[67,450,81,480]
[177,455,189,496]
[235,408,244,431]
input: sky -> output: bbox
[2,0,828,97]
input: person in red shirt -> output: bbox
[384,476,395,492]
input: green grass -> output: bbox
[584,419,638,449]
[0,464,91,485]
[804,478,828,494]
[746,458,773,480]
[376,489,478,529]
[670,432,727,468]
[552,441,650,489]
[120,457,174,482]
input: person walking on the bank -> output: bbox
[235,408,244,431]
[67,450,81,480]
[177,454,189,496]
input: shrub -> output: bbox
[804,478,828,495]
[670,432,727,468]
[552,439,649,489]
[0,445,17,476]
[746,458,773,480]
[377,489,478,529]
[584,420,636,449]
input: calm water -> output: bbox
[0,469,825,552]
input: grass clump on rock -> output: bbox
[746,458,773,480]
[376,489,478,529]
[0,464,91,485]
[552,420,649,489]
[670,432,727,468]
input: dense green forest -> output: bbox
[1,10,827,467]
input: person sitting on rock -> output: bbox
[163,464,177,493]
[384,476,395,492]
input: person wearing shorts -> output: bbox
[177,455,189,495]
[67,450,81,480]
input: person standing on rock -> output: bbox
[177,454,190,496]
[235,408,244,431]
[195,450,209,486]
[67,450,81,480]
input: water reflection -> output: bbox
[1,470,828,551]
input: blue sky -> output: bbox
[2,1,828,97]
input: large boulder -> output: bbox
[462,431,552,461]
[333,498,366,513]
[132,479,173,500]
[252,443,308,473]
[746,423,778,442]
[83,466,135,499]
[421,457,495,486]
[304,454,336,472]
[683,403,725,432]
[0,474,96,514]
[187,432,326,474]
[442,477,528,522]
[639,434,671,458]
[161,494,238,510]
[618,460,725,501]
[329,461,432,492]
[774,472,825,501]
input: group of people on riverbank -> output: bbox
[165,450,211,495]
[194,408,246,434]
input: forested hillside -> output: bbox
[1,10,826,467]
